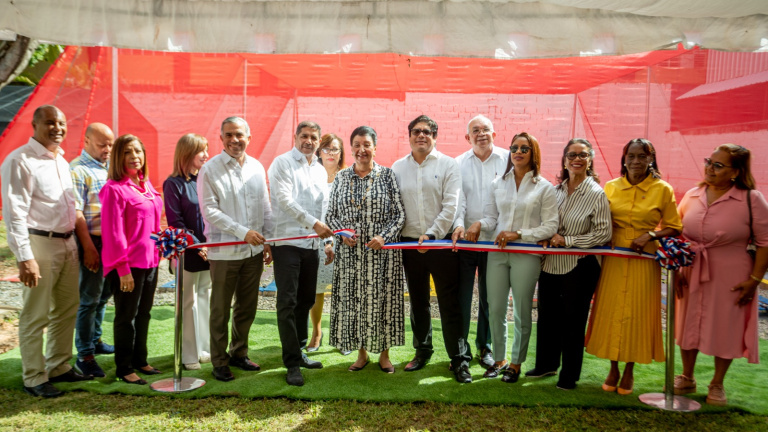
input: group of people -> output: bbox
[1,106,765,407]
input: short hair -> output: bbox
[620,138,661,179]
[350,126,377,148]
[711,144,756,190]
[32,105,63,125]
[296,121,321,137]
[557,138,600,186]
[220,117,250,136]
[108,134,148,181]
[316,133,346,170]
[408,115,438,139]
[171,133,208,180]
[502,132,542,180]
[466,115,494,134]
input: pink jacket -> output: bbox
[99,177,162,277]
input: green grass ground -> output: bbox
[0,307,766,431]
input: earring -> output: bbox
[564,165,567,170]
[731,178,736,182]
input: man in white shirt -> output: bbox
[198,116,273,382]
[391,115,472,383]
[451,115,508,371]
[1,105,92,398]
[268,121,333,387]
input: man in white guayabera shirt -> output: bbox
[268,121,333,387]
[451,115,509,372]
[1,105,92,398]
[198,116,273,383]
[391,114,473,384]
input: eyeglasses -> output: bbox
[470,128,493,136]
[410,128,433,137]
[509,145,531,154]
[321,148,341,155]
[704,158,732,171]
[566,152,590,161]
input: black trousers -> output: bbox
[208,254,263,368]
[108,267,157,377]
[272,245,318,368]
[457,249,492,358]
[535,255,601,384]
[402,237,470,368]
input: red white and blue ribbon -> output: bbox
[180,229,356,250]
[150,227,195,259]
[654,237,695,270]
[382,240,655,259]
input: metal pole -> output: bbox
[151,253,206,392]
[639,267,700,411]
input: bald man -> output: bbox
[70,123,115,378]
[1,105,92,398]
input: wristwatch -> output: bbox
[647,231,657,238]
[516,229,523,238]
[426,234,436,241]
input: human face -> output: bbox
[510,137,532,172]
[220,121,250,161]
[624,143,651,179]
[565,143,591,178]
[32,107,67,149]
[319,139,342,168]
[409,121,436,156]
[295,127,321,157]
[466,118,495,156]
[351,135,375,166]
[704,149,738,189]
[191,146,209,171]
[84,126,114,164]
[123,140,145,175]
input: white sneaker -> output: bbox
[184,362,201,370]
[199,351,211,364]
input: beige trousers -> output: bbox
[19,235,79,387]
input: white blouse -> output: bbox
[477,169,559,244]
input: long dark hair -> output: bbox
[108,134,148,181]
[557,138,599,187]
[699,144,756,190]
[620,138,661,179]
[502,132,541,180]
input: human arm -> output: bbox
[75,210,99,272]
[565,188,613,248]
[268,158,329,237]
[377,170,406,244]
[520,181,559,242]
[163,178,201,243]
[425,159,461,240]
[99,183,132,278]
[197,164,251,242]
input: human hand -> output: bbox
[342,235,357,248]
[465,223,482,243]
[263,244,273,265]
[313,221,333,239]
[549,234,566,248]
[630,234,651,254]
[732,279,758,306]
[494,231,518,250]
[18,259,41,288]
[417,234,431,254]
[673,270,687,299]
[83,246,101,273]
[366,235,385,250]
[245,230,265,246]
[198,247,208,261]
[324,243,335,264]
[119,273,135,293]
[451,227,465,251]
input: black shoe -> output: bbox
[76,357,106,378]
[404,356,428,372]
[501,368,521,383]
[525,368,557,378]
[229,356,261,371]
[212,366,235,382]
[24,382,62,398]
[49,368,93,383]
[556,380,576,390]
[300,354,323,369]
[348,357,370,372]
[286,366,304,386]
[94,340,115,355]
[454,364,472,383]
[119,375,147,385]
[477,349,495,370]
[483,362,508,379]
[137,366,162,375]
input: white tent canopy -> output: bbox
[1,0,768,57]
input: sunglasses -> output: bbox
[321,148,341,155]
[509,145,531,154]
[566,152,590,160]
[410,128,434,137]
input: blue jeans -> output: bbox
[75,235,111,359]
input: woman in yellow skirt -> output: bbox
[585,138,682,395]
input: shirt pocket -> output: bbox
[125,195,149,222]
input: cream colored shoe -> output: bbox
[199,351,211,364]
[706,383,727,406]
[673,374,696,395]
[184,362,201,370]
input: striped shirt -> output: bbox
[70,150,108,235]
[542,176,612,275]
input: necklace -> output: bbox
[350,164,379,209]
[129,179,155,200]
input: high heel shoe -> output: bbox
[306,334,323,353]
[120,375,148,385]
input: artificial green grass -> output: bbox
[0,306,766,415]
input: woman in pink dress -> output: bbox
[674,144,768,406]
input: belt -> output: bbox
[28,228,75,239]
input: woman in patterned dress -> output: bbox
[307,133,346,353]
[325,126,406,373]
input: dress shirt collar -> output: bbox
[290,146,319,165]
[79,149,108,169]
[352,161,380,179]
[617,173,655,191]
[503,168,535,182]
[29,137,64,159]
[564,175,596,195]
[406,146,440,163]
[693,184,745,205]
[468,144,505,162]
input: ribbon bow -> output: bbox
[654,237,695,270]
[150,227,194,259]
